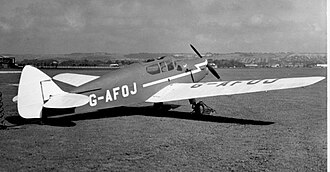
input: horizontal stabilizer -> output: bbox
[17,65,64,118]
[43,93,89,109]
[16,65,90,119]
[146,76,325,103]
[9,83,19,87]
[53,73,100,87]
[12,95,18,103]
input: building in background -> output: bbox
[0,55,16,68]
[316,64,327,68]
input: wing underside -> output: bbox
[146,76,325,103]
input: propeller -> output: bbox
[190,44,221,80]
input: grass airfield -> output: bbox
[0,68,326,171]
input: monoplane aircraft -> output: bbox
[13,45,325,119]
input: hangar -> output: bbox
[0,55,16,68]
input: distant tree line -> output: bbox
[18,58,245,68]
[106,59,137,65]
[16,58,322,69]
[212,59,245,68]
[18,59,59,67]
[17,59,137,68]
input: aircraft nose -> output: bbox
[202,65,209,76]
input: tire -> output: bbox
[194,102,205,115]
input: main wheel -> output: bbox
[194,102,205,115]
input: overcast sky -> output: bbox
[0,0,326,54]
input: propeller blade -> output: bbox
[190,44,221,80]
[207,64,221,80]
[190,44,203,58]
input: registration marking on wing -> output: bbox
[145,76,325,103]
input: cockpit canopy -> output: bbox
[144,56,183,75]
[146,59,175,75]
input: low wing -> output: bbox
[53,73,100,87]
[146,76,325,103]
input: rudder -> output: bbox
[17,65,65,119]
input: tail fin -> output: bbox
[17,65,89,119]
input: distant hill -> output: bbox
[9,53,126,62]
[3,52,327,67]
[207,52,326,66]
[124,53,173,60]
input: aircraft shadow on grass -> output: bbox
[5,104,274,127]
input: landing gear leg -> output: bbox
[189,99,197,108]
[189,98,203,115]
[189,99,216,115]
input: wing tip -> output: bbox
[310,76,326,83]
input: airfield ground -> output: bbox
[0,68,326,171]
